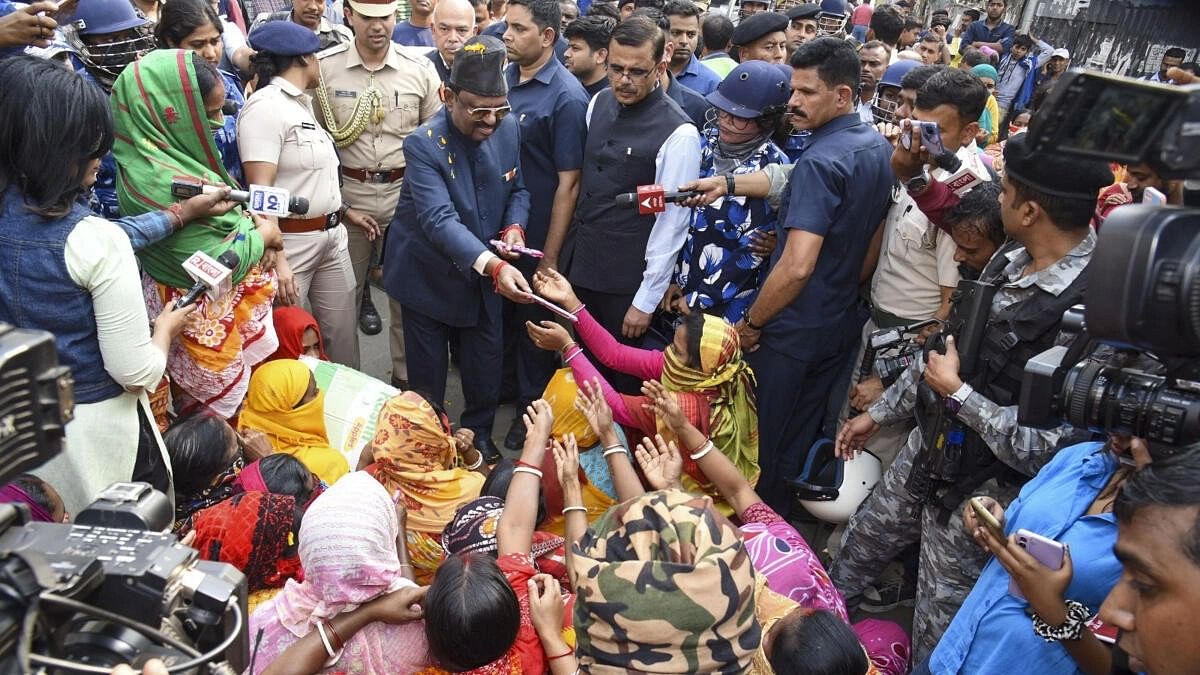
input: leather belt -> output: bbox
[279,212,341,233]
[342,167,405,184]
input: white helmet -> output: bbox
[793,438,882,525]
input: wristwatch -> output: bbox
[944,382,974,415]
[903,168,931,195]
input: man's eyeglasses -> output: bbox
[609,64,655,82]
[465,104,511,122]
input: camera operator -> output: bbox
[829,132,1114,658]
[0,57,194,515]
[1100,444,1200,675]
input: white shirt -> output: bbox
[586,92,702,313]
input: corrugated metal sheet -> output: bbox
[1025,0,1200,77]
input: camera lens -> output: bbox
[1063,361,1200,445]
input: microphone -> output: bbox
[177,249,240,308]
[614,188,699,207]
[942,164,987,197]
[170,176,310,216]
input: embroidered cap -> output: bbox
[449,36,509,97]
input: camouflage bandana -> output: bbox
[571,490,761,674]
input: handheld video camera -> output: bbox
[0,324,248,673]
[1018,70,1200,445]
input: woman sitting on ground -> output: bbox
[234,453,325,508]
[424,401,575,673]
[238,359,348,485]
[190,490,303,611]
[0,475,69,523]
[252,471,430,674]
[553,380,910,674]
[265,306,328,362]
[166,411,273,532]
[357,390,490,583]
[527,268,758,501]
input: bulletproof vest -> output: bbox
[568,86,691,295]
[911,240,1089,514]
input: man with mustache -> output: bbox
[317,0,442,379]
[564,15,700,394]
[383,35,534,457]
[720,37,895,512]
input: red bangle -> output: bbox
[324,621,344,651]
[514,459,540,471]
[499,223,524,240]
[547,648,574,660]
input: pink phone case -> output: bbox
[1008,529,1065,600]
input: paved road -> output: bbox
[358,286,521,455]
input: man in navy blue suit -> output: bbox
[383,35,533,462]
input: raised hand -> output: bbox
[551,434,581,493]
[641,380,689,434]
[634,434,684,491]
[574,378,614,439]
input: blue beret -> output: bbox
[248,20,321,56]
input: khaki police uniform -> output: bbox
[237,76,360,368]
[316,39,442,382]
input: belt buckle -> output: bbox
[325,212,341,229]
[366,170,389,184]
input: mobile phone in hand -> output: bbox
[1008,529,1065,600]
[969,496,1005,541]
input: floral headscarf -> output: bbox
[364,391,484,534]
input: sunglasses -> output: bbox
[464,104,511,122]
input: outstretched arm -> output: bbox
[498,400,554,557]
[641,380,759,516]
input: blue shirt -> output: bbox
[504,57,588,247]
[676,54,721,96]
[392,21,433,47]
[483,21,569,62]
[762,113,892,352]
[678,129,787,323]
[961,19,1015,55]
[930,441,1124,675]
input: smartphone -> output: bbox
[1008,529,1065,600]
[899,120,947,156]
[1142,186,1168,206]
[530,294,579,323]
[969,496,1005,541]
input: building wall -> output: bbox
[1025,0,1198,77]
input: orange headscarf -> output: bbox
[364,391,484,533]
[238,360,348,485]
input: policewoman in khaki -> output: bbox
[316,0,442,386]
[237,21,361,368]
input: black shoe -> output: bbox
[359,288,382,336]
[476,436,504,465]
[390,376,409,390]
[503,416,526,451]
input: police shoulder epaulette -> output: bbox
[317,41,350,60]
